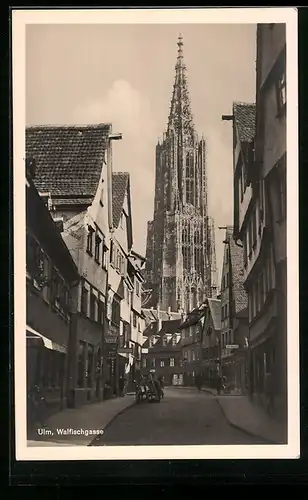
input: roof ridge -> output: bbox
[233,101,256,107]
[26,123,112,129]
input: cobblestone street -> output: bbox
[90,387,267,446]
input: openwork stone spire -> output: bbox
[167,34,194,136]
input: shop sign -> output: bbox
[105,336,118,344]
[118,347,133,355]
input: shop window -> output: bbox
[77,341,86,388]
[87,344,94,388]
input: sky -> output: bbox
[26,23,257,287]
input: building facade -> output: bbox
[26,124,120,407]
[219,227,249,394]
[201,298,222,385]
[141,318,183,386]
[106,172,134,396]
[26,161,80,428]
[224,24,287,432]
[125,250,146,391]
[251,23,287,423]
[144,35,217,313]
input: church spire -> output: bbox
[167,34,194,135]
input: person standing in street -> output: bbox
[119,376,125,397]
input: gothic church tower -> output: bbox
[144,35,217,313]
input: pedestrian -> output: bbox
[29,384,47,428]
[119,376,125,397]
[216,375,222,396]
[158,376,164,398]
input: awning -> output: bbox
[26,325,67,354]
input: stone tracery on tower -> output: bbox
[143,35,217,313]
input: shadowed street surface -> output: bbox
[91,387,267,446]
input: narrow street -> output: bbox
[91,387,267,446]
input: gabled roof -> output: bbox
[112,172,129,227]
[229,236,248,313]
[142,308,182,327]
[26,124,111,204]
[233,102,256,144]
[207,298,221,331]
[112,172,133,250]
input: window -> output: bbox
[252,209,257,248]
[98,300,105,325]
[163,336,168,347]
[87,226,94,255]
[102,243,108,269]
[172,336,177,346]
[170,357,175,367]
[110,240,114,265]
[111,299,121,326]
[90,292,97,321]
[142,358,147,368]
[259,181,264,223]
[160,360,165,368]
[149,337,154,348]
[133,313,137,328]
[275,166,286,221]
[243,235,247,267]
[152,358,156,368]
[276,71,286,114]
[248,220,253,255]
[81,287,88,315]
[260,273,264,308]
[94,235,101,263]
[192,350,196,362]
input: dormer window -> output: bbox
[163,336,168,347]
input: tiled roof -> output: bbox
[207,299,222,331]
[112,172,130,227]
[26,124,110,203]
[233,102,256,144]
[229,236,248,314]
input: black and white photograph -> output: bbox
[13,7,299,460]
